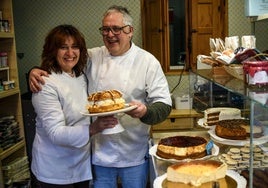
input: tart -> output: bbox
[156,136,208,160]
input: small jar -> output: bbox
[2,81,9,90]
[2,20,10,32]
[0,52,8,67]
[9,80,15,89]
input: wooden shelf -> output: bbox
[0,140,25,160]
[0,1,26,187]
[0,32,14,38]
[0,88,20,99]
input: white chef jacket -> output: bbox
[86,43,172,167]
[31,72,92,184]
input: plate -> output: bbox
[153,170,247,188]
[208,127,268,146]
[149,143,219,163]
[197,118,215,129]
[80,104,137,117]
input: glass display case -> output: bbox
[190,69,268,188]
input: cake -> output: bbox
[156,136,208,160]
[215,119,248,140]
[87,89,125,113]
[204,107,241,126]
[167,160,227,187]
[241,169,268,188]
[215,119,263,139]
[240,124,263,138]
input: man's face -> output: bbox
[101,12,133,56]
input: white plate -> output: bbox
[208,127,268,146]
[153,170,247,188]
[80,104,137,117]
[101,123,125,135]
[197,118,215,129]
[149,143,219,163]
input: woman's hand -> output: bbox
[90,116,118,136]
[29,68,49,93]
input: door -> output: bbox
[141,0,228,72]
[141,0,169,72]
[189,0,227,69]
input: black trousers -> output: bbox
[38,180,90,188]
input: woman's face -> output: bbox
[57,36,80,73]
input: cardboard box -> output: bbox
[175,95,193,109]
[245,0,268,17]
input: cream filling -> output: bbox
[88,98,125,107]
[158,144,206,156]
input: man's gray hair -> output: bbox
[104,5,133,26]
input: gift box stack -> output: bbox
[198,35,268,88]
[2,156,30,186]
[0,115,23,151]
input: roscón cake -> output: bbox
[87,89,125,113]
[215,119,264,140]
[215,119,248,140]
[204,107,241,126]
[156,136,208,160]
[167,160,227,187]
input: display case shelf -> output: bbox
[190,69,268,188]
[191,69,268,108]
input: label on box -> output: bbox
[175,95,193,109]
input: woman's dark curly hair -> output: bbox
[41,24,88,77]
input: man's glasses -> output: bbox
[99,25,131,36]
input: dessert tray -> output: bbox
[80,104,137,117]
[149,143,219,163]
[208,126,268,146]
[153,170,247,188]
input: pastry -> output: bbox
[215,119,248,140]
[204,107,241,126]
[240,124,263,138]
[87,89,125,113]
[229,148,240,155]
[167,160,227,186]
[156,136,208,160]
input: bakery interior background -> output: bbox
[13,0,268,96]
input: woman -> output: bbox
[31,24,117,188]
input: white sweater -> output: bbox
[31,72,91,184]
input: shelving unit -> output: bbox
[190,69,268,188]
[0,0,26,187]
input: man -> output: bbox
[29,5,172,188]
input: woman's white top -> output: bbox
[31,72,91,184]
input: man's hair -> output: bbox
[104,5,133,26]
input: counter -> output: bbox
[149,131,232,187]
[151,109,203,132]
[149,108,206,186]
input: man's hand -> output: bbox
[29,68,49,93]
[125,101,147,119]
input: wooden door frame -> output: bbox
[141,0,170,73]
[141,0,228,72]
